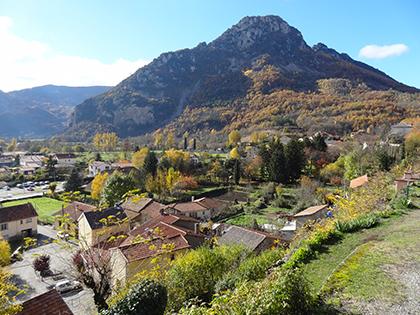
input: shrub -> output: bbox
[165,245,249,311]
[335,214,380,233]
[102,279,167,315]
[215,248,284,292]
[33,254,51,277]
[180,267,316,315]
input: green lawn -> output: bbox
[2,197,66,224]
[302,195,420,310]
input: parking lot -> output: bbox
[10,225,96,314]
[0,181,64,202]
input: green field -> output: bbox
[302,187,420,313]
[2,197,66,224]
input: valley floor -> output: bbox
[303,190,420,314]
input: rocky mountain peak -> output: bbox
[211,15,306,51]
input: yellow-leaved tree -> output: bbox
[91,172,109,201]
[132,147,150,169]
[228,130,241,146]
[0,268,22,315]
[229,147,240,159]
[0,236,11,267]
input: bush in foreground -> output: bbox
[101,279,167,315]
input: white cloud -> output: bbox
[359,43,408,59]
[0,16,149,92]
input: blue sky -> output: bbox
[0,0,418,91]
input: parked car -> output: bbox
[27,187,34,191]
[16,184,23,188]
[55,280,82,294]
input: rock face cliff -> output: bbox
[70,15,417,138]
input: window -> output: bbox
[26,218,32,223]
[20,220,23,224]
[0,223,7,231]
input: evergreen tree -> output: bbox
[233,159,241,185]
[101,171,135,206]
[285,139,305,183]
[376,147,394,171]
[313,134,327,151]
[45,155,57,178]
[268,140,287,183]
[64,168,83,192]
[192,138,196,151]
[95,152,102,161]
[144,151,158,177]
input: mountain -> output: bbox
[69,15,419,138]
[0,85,110,138]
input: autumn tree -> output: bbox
[132,147,150,169]
[91,172,109,201]
[405,129,420,158]
[7,138,17,152]
[0,269,22,315]
[0,236,11,267]
[228,130,241,147]
[229,147,240,159]
[93,132,119,152]
[154,131,163,149]
[166,131,175,149]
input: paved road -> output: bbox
[10,225,96,314]
[0,182,64,202]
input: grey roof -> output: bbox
[82,206,127,230]
[218,225,268,251]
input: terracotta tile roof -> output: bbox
[0,203,38,224]
[81,206,127,230]
[166,201,209,213]
[294,204,328,217]
[218,225,278,252]
[122,197,164,221]
[349,174,369,189]
[121,213,200,246]
[54,201,96,222]
[118,221,204,262]
[17,289,73,315]
[195,197,228,210]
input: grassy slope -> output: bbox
[3,197,65,223]
[302,186,420,312]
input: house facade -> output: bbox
[78,207,130,248]
[109,214,204,289]
[0,203,38,240]
[88,161,112,177]
[165,197,226,220]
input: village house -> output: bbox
[217,224,279,253]
[53,201,96,230]
[121,197,165,226]
[77,206,130,248]
[53,153,77,168]
[88,161,112,177]
[109,213,205,289]
[0,203,38,240]
[165,197,227,220]
[294,204,329,228]
[349,174,369,189]
[16,289,73,315]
